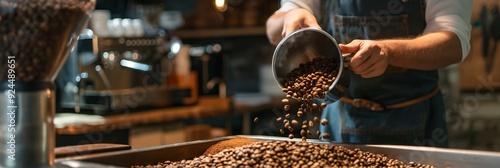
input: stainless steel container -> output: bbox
[272,28,351,100]
[55,135,500,168]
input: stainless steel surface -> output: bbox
[272,28,350,100]
[55,160,123,168]
[57,135,500,168]
[0,89,55,168]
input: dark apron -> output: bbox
[319,0,449,147]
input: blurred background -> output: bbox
[52,0,500,153]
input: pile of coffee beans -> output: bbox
[133,140,435,168]
[0,0,95,82]
[276,57,339,141]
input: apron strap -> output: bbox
[339,86,440,111]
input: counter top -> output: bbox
[55,94,288,135]
[55,96,231,135]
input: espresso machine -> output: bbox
[56,0,195,115]
[0,0,96,167]
[56,30,193,115]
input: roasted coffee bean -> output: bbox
[291,120,299,125]
[308,121,314,128]
[135,140,435,168]
[282,98,289,103]
[312,103,318,108]
[280,129,285,135]
[321,119,329,126]
[321,102,327,108]
[285,113,290,118]
[320,133,331,139]
[284,123,290,128]
[297,111,303,117]
[314,117,320,123]
[284,105,290,111]
[276,117,282,122]
[254,117,259,123]
[288,126,294,132]
[300,129,306,136]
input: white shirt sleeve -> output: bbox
[276,0,322,19]
[424,0,472,61]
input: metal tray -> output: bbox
[55,135,500,168]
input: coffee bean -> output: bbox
[284,123,290,128]
[297,111,303,117]
[308,121,314,128]
[285,113,290,118]
[291,120,299,125]
[280,129,285,135]
[282,98,289,103]
[320,133,331,139]
[321,103,327,108]
[314,117,320,123]
[312,103,318,108]
[288,134,294,139]
[284,105,290,111]
[321,119,329,126]
[276,117,282,122]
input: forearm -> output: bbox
[266,12,286,46]
[380,31,462,70]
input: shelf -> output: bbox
[173,27,267,39]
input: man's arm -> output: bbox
[382,31,462,70]
[266,12,287,45]
[340,0,472,78]
[341,30,465,78]
[266,0,322,46]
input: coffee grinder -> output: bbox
[0,0,95,167]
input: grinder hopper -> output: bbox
[0,0,96,167]
[272,28,351,101]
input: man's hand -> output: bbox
[339,40,389,78]
[282,8,322,37]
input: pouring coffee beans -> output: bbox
[277,57,338,141]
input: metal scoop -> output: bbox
[271,28,351,100]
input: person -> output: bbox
[266,0,472,147]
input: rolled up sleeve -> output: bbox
[276,0,321,19]
[424,0,472,61]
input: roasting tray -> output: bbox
[54,135,500,168]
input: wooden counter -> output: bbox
[55,94,291,135]
[55,96,231,135]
